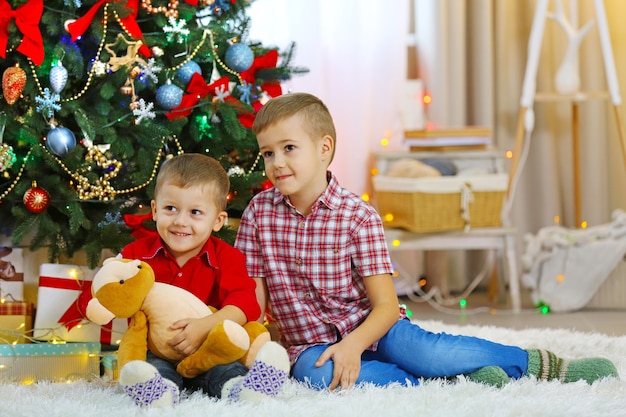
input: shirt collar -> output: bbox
[271,171,341,211]
[146,234,218,269]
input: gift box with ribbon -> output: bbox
[101,352,119,381]
[0,247,24,302]
[0,301,33,344]
[32,264,127,345]
[0,342,100,383]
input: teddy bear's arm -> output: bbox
[117,310,149,369]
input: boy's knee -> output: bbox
[292,349,334,390]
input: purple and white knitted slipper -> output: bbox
[120,360,180,408]
[225,341,290,402]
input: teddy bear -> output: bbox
[85,257,271,379]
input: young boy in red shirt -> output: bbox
[120,153,289,407]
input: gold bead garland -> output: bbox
[207,29,244,85]
[0,137,183,204]
[28,4,111,102]
[0,150,29,201]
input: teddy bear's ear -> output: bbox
[86,297,116,325]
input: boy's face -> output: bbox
[151,182,226,263]
[257,113,333,206]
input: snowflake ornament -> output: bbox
[228,166,245,177]
[237,81,253,105]
[132,98,156,124]
[92,60,108,76]
[98,212,125,228]
[139,58,162,84]
[214,84,230,102]
[163,17,190,44]
[35,88,62,118]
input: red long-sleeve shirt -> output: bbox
[121,234,260,321]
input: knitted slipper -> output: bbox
[465,365,510,388]
[222,341,290,403]
[526,349,619,384]
[119,360,180,408]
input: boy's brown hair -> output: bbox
[252,92,337,161]
[154,153,230,210]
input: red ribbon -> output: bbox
[0,0,45,65]
[40,275,113,344]
[166,73,233,119]
[240,49,282,98]
[67,0,151,57]
[123,212,158,240]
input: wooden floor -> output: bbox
[400,288,626,336]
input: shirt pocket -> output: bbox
[302,241,355,296]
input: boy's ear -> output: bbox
[321,135,334,160]
[213,211,228,232]
[151,200,157,221]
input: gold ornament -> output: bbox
[2,65,27,105]
[120,84,133,95]
[130,66,142,78]
[104,34,147,73]
[141,0,180,18]
[76,145,123,200]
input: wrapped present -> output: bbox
[33,264,127,345]
[0,247,24,301]
[0,301,33,344]
[101,352,119,381]
[0,342,100,383]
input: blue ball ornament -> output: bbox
[46,126,76,157]
[224,43,254,72]
[156,83,183,110]
[176,61,202,85]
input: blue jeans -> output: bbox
[291,319,528,389]
[146,351,248,398]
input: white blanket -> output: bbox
[521,209,626,312]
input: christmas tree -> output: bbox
[0,0,306,267]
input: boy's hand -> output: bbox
[168,316,213,356]
[315,340,361,390]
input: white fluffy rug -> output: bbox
[3,320,626,417]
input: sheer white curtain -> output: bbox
[248,0,410,195]
[414,0,626,236]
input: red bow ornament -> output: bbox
[166,73,234,119]
[0,0,45,65]
[240,49,282,98]
[123,212,158,240]
[67,0,151,57]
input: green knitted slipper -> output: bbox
[526,349,619,384]
[465,366,510,388]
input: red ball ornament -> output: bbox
[23,182,50,213]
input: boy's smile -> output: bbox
[151,182,226,266]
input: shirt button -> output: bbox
[177,272,182,277]
[304,293,312,299]
[299,222,305,228]
[296,259,303,265]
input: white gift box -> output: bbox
[0,247,24,302]
[33,264,127,345]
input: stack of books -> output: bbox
[404,126,492,151]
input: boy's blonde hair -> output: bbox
[154,153,230,211]
[252,92,337,161]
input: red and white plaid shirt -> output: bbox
[236,172,402,362]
